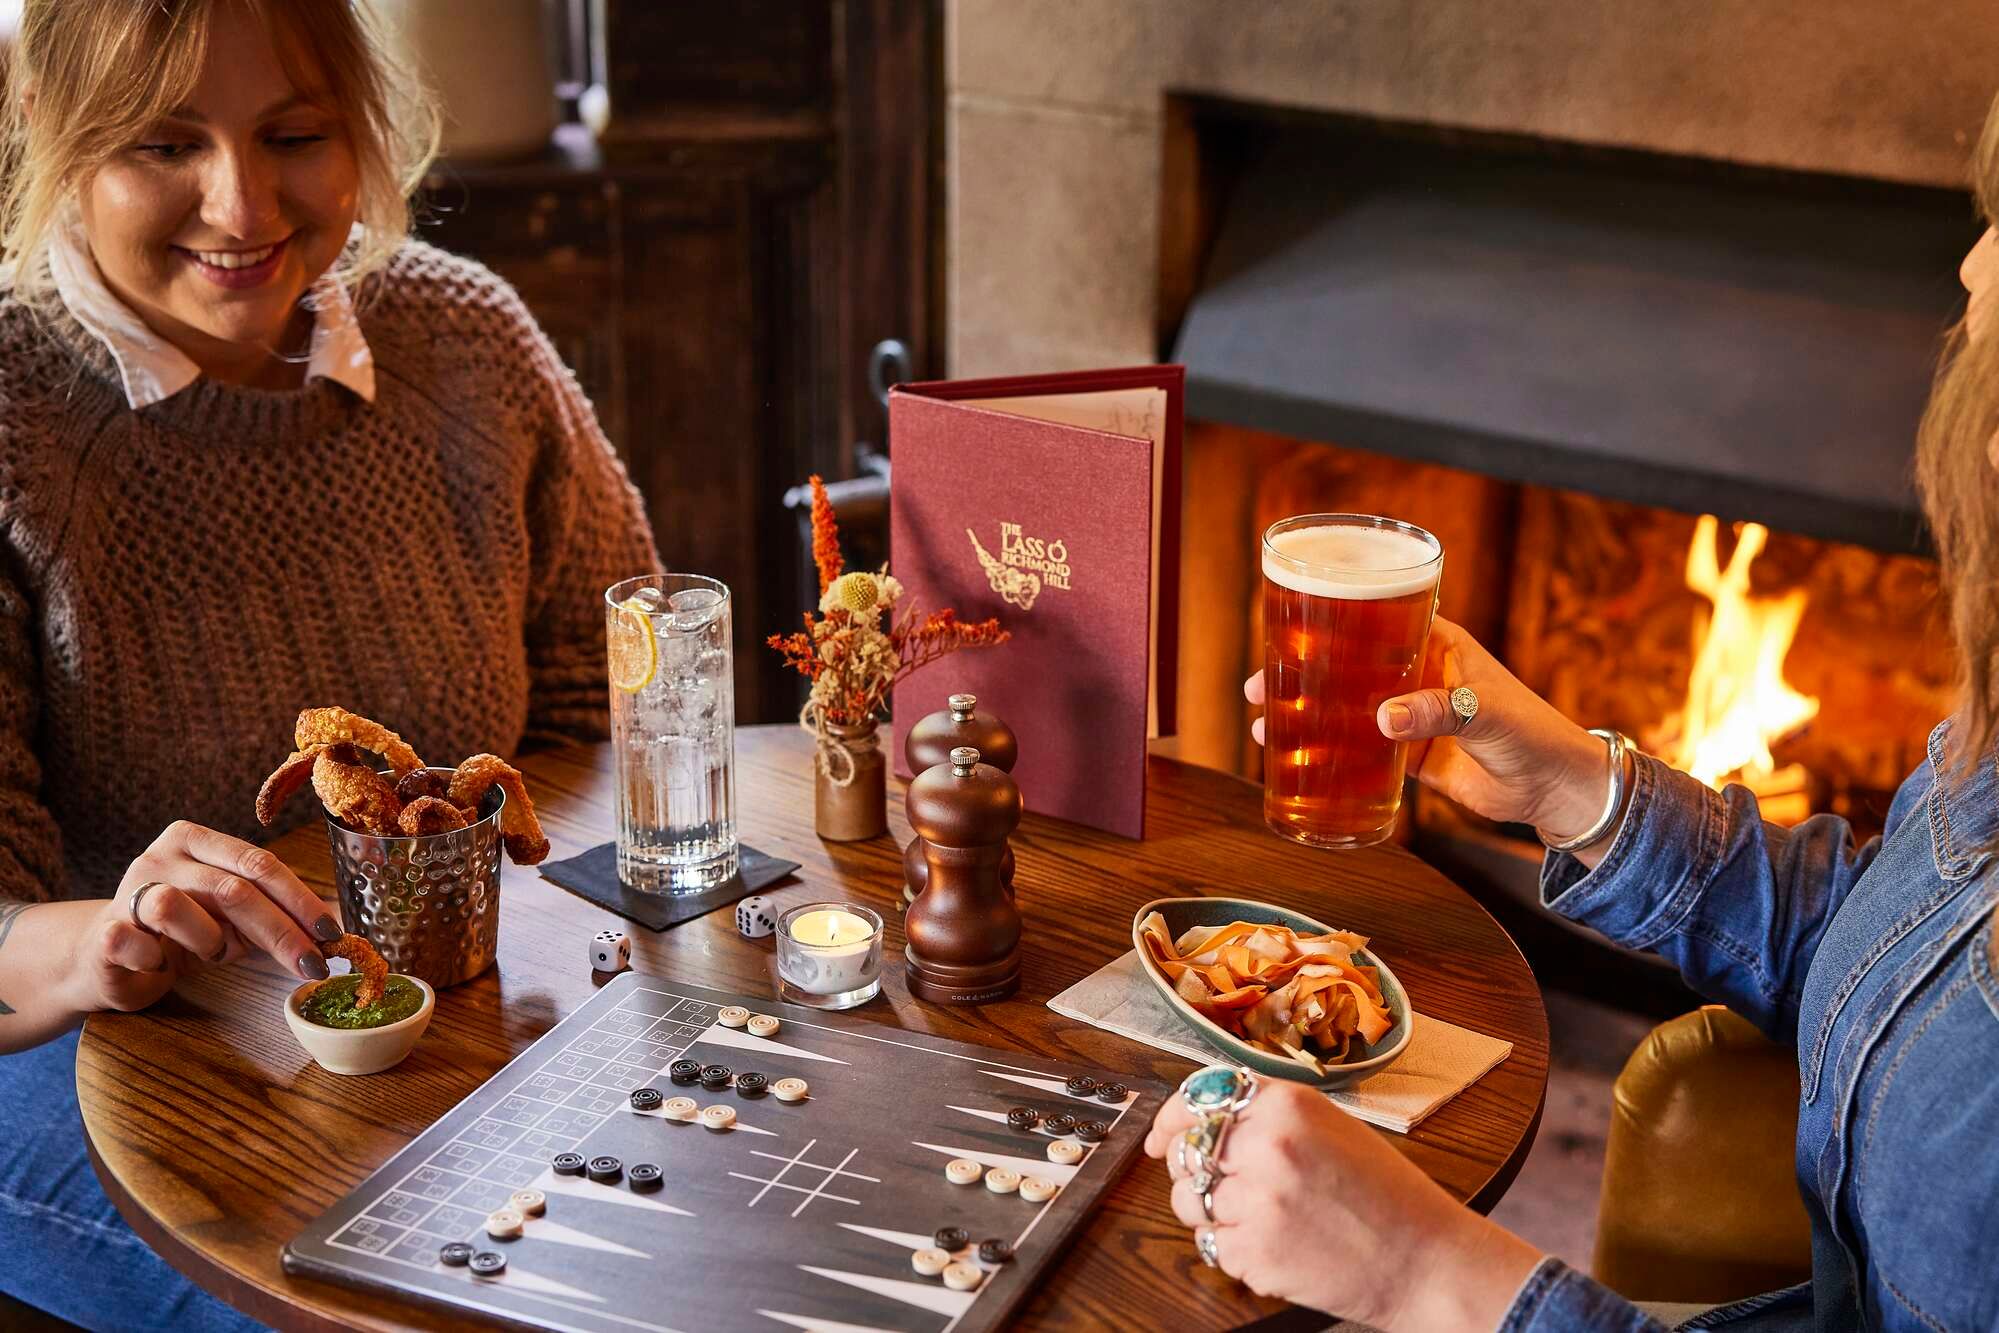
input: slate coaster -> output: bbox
[537,842,801,931]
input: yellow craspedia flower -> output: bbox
[834,572,878,613]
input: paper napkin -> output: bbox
[1048,950,1512,1133]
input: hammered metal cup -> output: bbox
[325,769,503,989]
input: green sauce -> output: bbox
[299,974,424,1029]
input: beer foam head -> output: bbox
[1262,522,1440,600]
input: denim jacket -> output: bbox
[1498,720,1999,1332]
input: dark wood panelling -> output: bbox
[599,0,834,130]
[837,0,939,449]
[413,2,939,723]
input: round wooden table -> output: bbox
[78,725,1547,1332]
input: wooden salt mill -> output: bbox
[903,693,1017,905]
[903,746,1022,1004]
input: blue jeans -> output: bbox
[0,1028,268,1332]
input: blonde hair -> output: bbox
[0,0,439,308]
[1916,92,1999,773]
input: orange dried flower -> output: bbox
[809,475,842,595]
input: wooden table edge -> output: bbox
[82,1100,358,1333]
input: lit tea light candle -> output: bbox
[777,902,883,1009]
[789,907,873,947]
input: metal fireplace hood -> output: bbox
[1171,128,1978,555]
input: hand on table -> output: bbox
[1145,1077,1541,1331]
[81,821,341,1013]
[1247,617,1611,844]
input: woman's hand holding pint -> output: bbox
[1249,617,1620,864]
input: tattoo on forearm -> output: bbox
[0,902,31,1016]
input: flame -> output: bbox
[1653,516,1819,792]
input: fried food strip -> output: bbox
[294,707,426,778]
[256,743,329,826]
[398,795,470,837]
[394,768,452,804]
[312,745,405,836]
[321,933,389,1007]
[447,754,549,865]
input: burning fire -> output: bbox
[1650,516,1819,800]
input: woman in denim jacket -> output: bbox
[1145,99,1999,1332]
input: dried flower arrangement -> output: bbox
[768,476,1009,783]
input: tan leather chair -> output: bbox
[1593,1006,1814,1303]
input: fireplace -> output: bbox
[1151,100,1972,1005]
[1163,98,1971,826]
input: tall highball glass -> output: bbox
[1262,514,1443,849]
[606,573,739,892]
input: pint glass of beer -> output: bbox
[1262,514,1443,848]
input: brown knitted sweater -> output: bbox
[0,239,660,902]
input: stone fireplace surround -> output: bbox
[942,0,1995,829]
[946,0,1999,376]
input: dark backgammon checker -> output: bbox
[283,973,1165,1333]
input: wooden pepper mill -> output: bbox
[903,746,1023,1004]
[903,693,1017,905]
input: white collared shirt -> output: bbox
[47,215,376,408]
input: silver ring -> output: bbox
[129,881,166,936]
[1449,686,1479,735]
[1200,1186,1218,1225]
[1175,1129,1219,1194]
[1195,1224,1221,1268]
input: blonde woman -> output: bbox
[0,2,657,1326]
[1152,98,1999,1333]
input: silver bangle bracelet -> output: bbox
[1539,728,1632,855]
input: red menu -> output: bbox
[889,365,1183,840]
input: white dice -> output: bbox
[590,928,630,972]
[735,896,776,939]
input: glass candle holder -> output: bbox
[777,902,884,1010]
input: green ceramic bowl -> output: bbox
[1131,896,1413,1089]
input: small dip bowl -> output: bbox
[1131,896,1413,1089]
[283,973,435,1075]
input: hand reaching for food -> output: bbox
[98,820,345,998]
[255,708,549,864]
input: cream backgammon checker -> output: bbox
[283,974,1163,1333]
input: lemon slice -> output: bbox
[608,600,658,693]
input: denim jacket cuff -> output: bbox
[1497,1256,1668,1332]
[1539,753,1730,951]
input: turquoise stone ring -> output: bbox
[1179,1064,1255,1114]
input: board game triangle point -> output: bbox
[836,1222,935,1251]
[796,1265,977,1318]
[696,1024,851,1065]
[756,1310,905,1333]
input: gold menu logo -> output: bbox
[967,521,1072,612]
